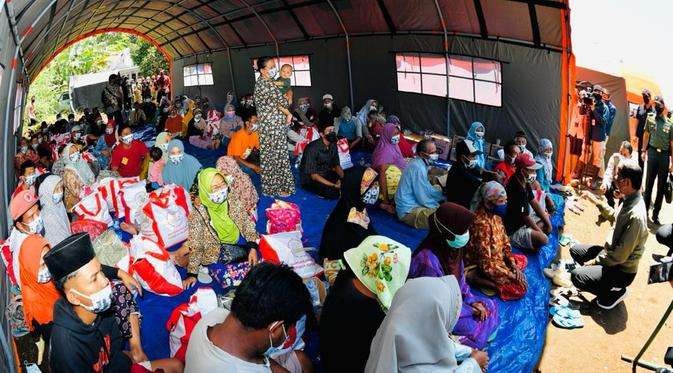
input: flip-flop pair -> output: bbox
[549,305,584,329]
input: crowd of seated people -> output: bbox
[7,68,653,372]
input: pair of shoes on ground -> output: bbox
[550,304,584,329]
[596,288,628,310]
[544,259,577,288]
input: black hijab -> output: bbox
[319,167,377,260]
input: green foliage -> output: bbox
[27,32,167,124]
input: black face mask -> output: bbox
[325,133,338,143]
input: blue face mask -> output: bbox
[446,229,470,249]
[264,322,289,357]
[491,203,507,217]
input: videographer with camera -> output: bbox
[641,95,673,225]
[569,162,648,309]
[589,85,610,178]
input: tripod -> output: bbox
[621,300,673,372]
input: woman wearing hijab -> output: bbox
[254,56,296,197]
[372,123,408,214]
[535,138,554,193]
[218,104,244,140]
[409,202,499,349]
[320,236,411,373]
[155,132,172,162]
[215,156,260,243]
[196,168,240,244]
[466,181,528,300]
[466,122,486,169]
[320,167,379,261]
[365,276,488,373]
[92,121,117,169]
[61,144,95,212]
[162,139,202,191]
[19,235,61,370]
[334,106,363,149]
[36,174,71,247]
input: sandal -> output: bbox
[549,305,581,319]
[551,313,584,329]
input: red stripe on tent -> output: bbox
[31,27,173,83]
[21,26,33,38]
[11,58,17,70]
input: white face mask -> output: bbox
[465,158,478,169]
[71,283,113,313]
[475,131,485,138]
[543,151,553,159]
[390,135,401,145]
[370,105,377,111]
[209,188,228,204]
[73,133,81,140]
[37,266,52,283]
[169,154,184,164]
[52,193,63,204]
[27,215,43,234]
[429,153,439,161]
[268,67,279,77]
[20,146,28,153]
[194,115,202,121]
[299,104,309,112]
[32,143,39,150]
[24,174,37,186]
[526,173,537,183]
[160,143,169,152]
[69,152,81,163]
[105,128,114,135]
[121,134,133,144]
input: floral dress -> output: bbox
[253,75,296,196]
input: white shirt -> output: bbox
[185,308,271,373]
[602,152,638,189]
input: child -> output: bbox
[275,64,294,124]
[148,146,165,189]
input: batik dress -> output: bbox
[253,75,296,196]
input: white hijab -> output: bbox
[38,175,71,247]
[365,276,480,373]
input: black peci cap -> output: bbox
[43,233,96,283]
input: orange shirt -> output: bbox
[165,114,184,135]
[227,128,260,158]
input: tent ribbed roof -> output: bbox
[11,0,568,78]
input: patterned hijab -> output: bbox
[216,156,258,213]
[343,235,411,310]
[63,144,95,185]
[470,181,506,211]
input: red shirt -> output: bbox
[111,140,148,177]
[494,161,516,186]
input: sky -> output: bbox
[570,0,673,99]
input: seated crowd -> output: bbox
[5,76,649,373]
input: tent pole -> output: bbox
[237,0,280,59]
[433,0,451,137]
[227,48,237,97]
[3,47,19,233]
[326,0,354,110]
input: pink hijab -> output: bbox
[372,123,407,170]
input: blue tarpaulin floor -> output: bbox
[138,141,564,372]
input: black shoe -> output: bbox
[652,216,662,226]
[597,288,627,310]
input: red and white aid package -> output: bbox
[139,184,192,248]
[265,200,302,234]
[166,288,218,362]
[259,230,323,279]
[98,176,141,218]
[119,180,149,225]
[337,137,353,169]
[127,236,183,296]
[72,191,114,227]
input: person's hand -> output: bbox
[471,350,489,370]
[117,269,142,296]
[472,302,489,321]
[366,134,374,144]
[182,277,197,289]
[252,164,261,173]
[641,151,647,162]
[599,184,607,194]
[248,249,259,266]
[333,180,341,189]
[129,344,149,364]
[543,221,553,235]
[547,200,556,215]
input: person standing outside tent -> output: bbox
[603,89,617,143]
[28,96,37,126]
[590,85,609,178]
[253,56,296,197]
[111,124,148,178]
[641,95,673,225]
[636,89,655,169]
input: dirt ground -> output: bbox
[538,189,672,372]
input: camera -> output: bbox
[648,254,673,284]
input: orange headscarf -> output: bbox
[19,234,61,330]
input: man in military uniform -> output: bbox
[641,95,673,225]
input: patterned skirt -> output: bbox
[259,120,296,196]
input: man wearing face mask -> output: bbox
[589,85,610,178]
[513,131,533,157]
[494,141,521,186]
[44,233,131,372]
[318,93,341,128]
[641,95,673,225]
[186,263,313,372]
[228,111,261,174]
[13,160,39,198]
[395,139,444,229]
[299,121,344,199]
[636,89,655,168]
[504,153,551,252]
[601,141,637,208]
[570,162,648,309]
[111,124,148,177]
[445,140,494,209]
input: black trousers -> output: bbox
[302,171,340,200]
[656,224,673,256]
[643,148,671,219]
[570,244,636,297]
[637,134,645,169]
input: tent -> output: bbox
[0,1,573,371]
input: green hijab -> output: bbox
[197,167,240,244]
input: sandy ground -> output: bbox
[538,188,673,372]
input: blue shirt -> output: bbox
[591,100,609,142]
[394,157,444,218]
[605,100,617,136]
